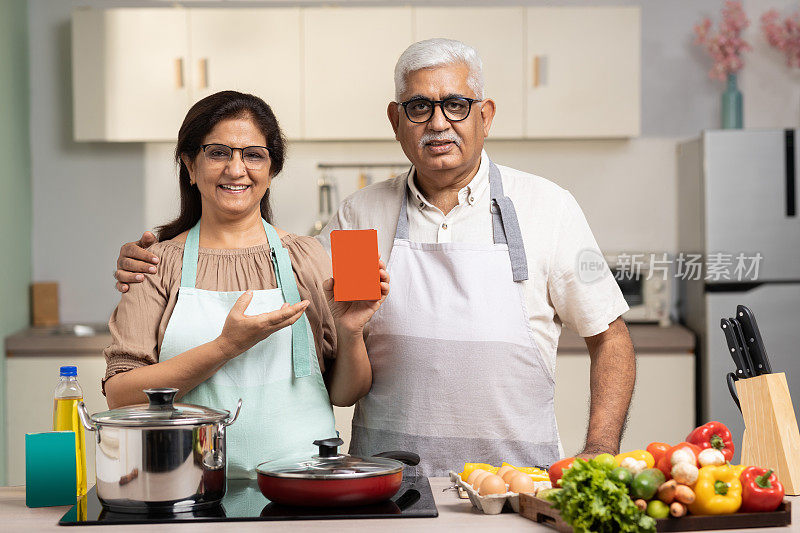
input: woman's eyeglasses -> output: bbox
[201,144,270,170]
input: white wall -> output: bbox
[29,1,146,324]
[30,0,800,322]
[145,138,679,253]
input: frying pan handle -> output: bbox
[373,451,420,466]
[393,488,421,510]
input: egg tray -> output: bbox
[448,471,552,515]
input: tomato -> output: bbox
[548,457,575,486]
[646,442,670,465]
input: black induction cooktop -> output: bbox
[58,476,438,525]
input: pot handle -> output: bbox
[223,399,242,427]
[77,401,98,432]
[373,450,420,466]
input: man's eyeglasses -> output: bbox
[398,97,482,124]
[201,144,270,170]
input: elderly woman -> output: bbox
[103,90,388,478]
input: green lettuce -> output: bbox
[549,459,656,533]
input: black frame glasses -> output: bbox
[200,143,270,170]
[398,96,483,124]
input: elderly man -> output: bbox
[115,39,635,476]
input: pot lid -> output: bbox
[90,388,231,427]
[256,438,405,479]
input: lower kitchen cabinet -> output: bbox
[4,354,358,486]
[5,356,108,486]
[5,344,691,485]
[555,351,695,456]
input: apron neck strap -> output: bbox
[262,220,313,379]
[394,166,414,241]
[180,223,201,288]
[179,218,312,378]
[489,162,529,282]
[393,161,529,282]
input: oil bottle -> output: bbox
[53,365,87,497]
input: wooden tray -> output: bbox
[518,493,792,531]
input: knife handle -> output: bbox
[730,318,757,378]
[736,305,773,374]
[721,318,750,378]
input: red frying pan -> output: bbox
[256,438,420,507]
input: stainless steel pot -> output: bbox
[77,388,241,512]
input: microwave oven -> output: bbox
[604,253,673,327]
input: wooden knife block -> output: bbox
[736,372,800,495]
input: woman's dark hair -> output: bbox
[156,90,287,241]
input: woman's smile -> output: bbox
[218,183,252,194]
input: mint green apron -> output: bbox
[159,219,336,479]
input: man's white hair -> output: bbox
[394,38,485,101]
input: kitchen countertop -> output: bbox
[5,324,694,356]
[1,478,794,532]
[558,324,695,354]
[5,324,111,355]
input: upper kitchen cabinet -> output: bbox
[414,7,525,139]
[303,8,413,140]
[72,9,190,142]
[189,9,302,139]
[525,7,641,138]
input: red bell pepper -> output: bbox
[687,421,735,462]
[548,457,575,486]
[656,442,701,479]
[740,467,785,512]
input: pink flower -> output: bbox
[694,0,751,81]
[762,8,800,68]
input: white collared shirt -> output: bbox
[405,155,491,245]
[317,150,628,375]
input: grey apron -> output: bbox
[350,161,560,477]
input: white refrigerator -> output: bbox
[678,129,800,463]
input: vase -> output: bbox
[721,73,743,129]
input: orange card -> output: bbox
[331,229,380,302]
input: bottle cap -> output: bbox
[59,366,77,377]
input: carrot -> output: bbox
[674,484,696,505]
[670,502,687,517]
[657,480,678,503]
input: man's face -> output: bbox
[389,63,495,182]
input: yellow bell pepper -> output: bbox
[689,465,743,515]
[730,464,747,477]
[614,450,655,468]
[459,463,497,481]
[501,462,549,481]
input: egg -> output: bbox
[472,471,491,490]
[496,465,515,479]
[508,472,536,493]
[479,474,507,496]
[501,468,523,483]
[466,468,488,485]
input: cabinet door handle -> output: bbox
[532,55,548,88]
[200,58,209,89]
[175,58,185,89]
